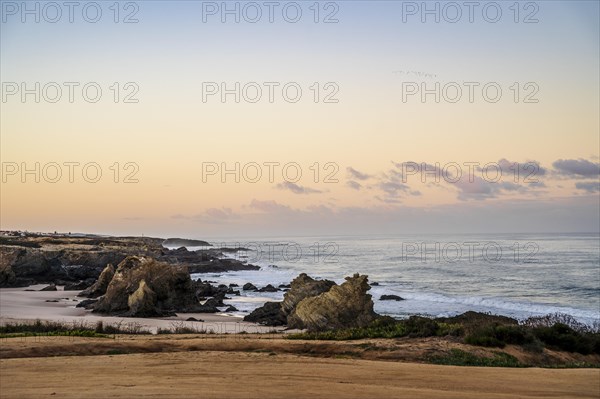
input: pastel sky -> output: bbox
[1,0,599,238]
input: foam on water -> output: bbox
[183,233,600,325]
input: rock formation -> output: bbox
[244,302,287,326]
[287,274,377,331]
[0,233,259,287]
[380,294,404,301]
[280,273,336,316]
[78,264,115,298]
[92,256,203,317]
[244,273,377,331]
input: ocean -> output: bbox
[176,233,600,326]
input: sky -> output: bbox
[1,0,599,238]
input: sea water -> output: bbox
[178,233,600,325]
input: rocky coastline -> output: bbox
[0,232,258,288]
[0,232,380,331]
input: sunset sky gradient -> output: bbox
[1,1,599,237]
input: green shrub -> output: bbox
[429,349,523,367]
[532,323,600,355]
[287,316,461,341]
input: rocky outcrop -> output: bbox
[280,273,335,317]
[127,279,157,317]
[287,274,377,331]
[243,273,374,330]
[243,283,258,291]
[0,239,146,287]
[92,256,203,317]
[0,234,260,287]
[258,284,279,292]
[380,294,404,301]
[64,278,95,291]
[162,238,211,248]
[243,302,287,326]
[79,264,115,298]
[0,262,18,287]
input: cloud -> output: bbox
[452,176,534,200]
[204,208,235,220]
[170,208,237,224]
[346,180,362,190]
[249,199,291,213]
[346,167,372,181]
[496,158,547,179]
[575,182,600,193]
[375,195,403,204]
[275,181,322,194]
[378,181,411,196]
[552,159,600,178]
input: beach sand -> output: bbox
[0,286,278,333]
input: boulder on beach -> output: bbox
[280,273,336,317]
[92,256,203,317]
[288,274,377,331]
[64,279,95,291]
[258,284,279,293]
[78,264,115,298]
[243,283,258,291]
[380,294,404,301]
[243,301,286,326]
[244,273,376,331]
[40,284,57,291]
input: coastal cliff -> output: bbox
[0,233,258,288]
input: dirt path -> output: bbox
[1,350,599,399]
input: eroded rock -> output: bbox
[78,264,115,298]
[287,273,377,331]
[92,256,202,317]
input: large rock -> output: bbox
[78,264,115,298]
[0,262,17,287]
[127,279,158,317]
[92,256,202,317]
[243,302,287,326]
[288,273,377,331]
[64,279,95,291]
[242,273,337,327]
[281,273,336,316]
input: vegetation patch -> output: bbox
[429,349,523,367]
[0,319,150,337]
[287,316,462,341]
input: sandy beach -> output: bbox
[0,286,278,334]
